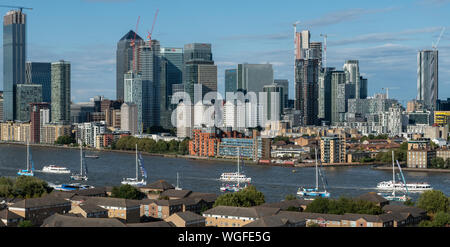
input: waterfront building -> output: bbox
[30,103,50,144]
[15,84,42,122]
[320,135,346,164]
[225,69,237,96]
[436,98,450,111]
[25,62,51,103]
[202,206,280,227]
[274,79,289,108]
[51,60,71,124]
[116,30,144,101]
[3,10,26,121]
[343,60,361,99]
[417,50,438,111]
[237,64,274,95]
[189,128,221,157]
[160,47,183,129]
[138,40,161,130]
[295,58,319,126]
[407,150,435,169]
[75,121,107,147]
[318,68,335,125]
[218,133,263,160]
[39,123,71,144]
[0,121,30,142]
[434,111,450,127]
[95,131,130,149]
[120,102,138,135]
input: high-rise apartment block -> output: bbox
[15,84,42,122]
[51,60,71,124]
[25,62,51,103]
[295,59,319,126]
[417,50,438,110]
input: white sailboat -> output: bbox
[220,147,250,192]
[297,147,330,199]
[122,144,147,187]
[175,172,182,190]
[17,140,34,176]
[71,145,88,181]
[377,151,411,202]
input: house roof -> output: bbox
[278,211,343,222]
[41,213,126,227]
[258,199,312,210]
[144,180,175,191]
[78,203,108,214]
[168,211,205,223]
[243,214,307,227]
[127,221,175,227]
[356,192,389,204]
[203,206,280,218]
[342,213,392,223]
[187,192,218,203]
[0,209,23,220]
[11,196,71,209]
[382,204,426,217]
[74,187,108,197]
[84,197,141,208]
[160,189,192,199]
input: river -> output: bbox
[0,144,449,202]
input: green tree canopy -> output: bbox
[54,135,75,145]
[213,185,265,207]
[18,220,33,227]
[0,176,53,198]
[111,184,145,200]
[417,190,449,215]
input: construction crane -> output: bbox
[382,88,390,99]
[320,34,328,69]
[147,9,159,47]
[432,27,446,50]
[130,16,140,73]
[0,5,33,12]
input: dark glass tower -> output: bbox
[295,58,319,126]
[3,10,26,121]
[116,30,144,101]
[26,62,51,103]
[225,69,237,97]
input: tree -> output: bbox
[430,157,445,169]
[431,211,450,227]
[404,199,415,207]
[213,186,265,207]
[55,135,75,145]
[18,220,33,227]
[417,190,449,215]
[306,222,320,227]
[111,184,145,200]
[11,176,53,198]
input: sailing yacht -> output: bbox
[175,172,182,190]
[17,140,34,176]
[220,148,250,192]
[122,144,147,187]
[297,147,330,199]
[71,146,88,181]
[377,151,411,202]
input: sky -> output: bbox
[0,0,449,104]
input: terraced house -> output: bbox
[83,197,141,223]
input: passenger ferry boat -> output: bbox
[17,140,34,177]
[122,144,147,187]
[377,152,411,202]
[297,148,330,199]
[219,147,251,183]
[42,165,71,174]
[51,183,94,192]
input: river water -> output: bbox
[0,144,449,202]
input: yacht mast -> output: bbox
[136,144,138,180]
[392,151,395,196]
[80,145,83,176]
[315,147,318,190]
[237,147,240,176]
[27,139,30,171]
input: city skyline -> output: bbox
[0,0,448,104]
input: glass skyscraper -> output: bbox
[225,69,237,97]
[25,62,51,103]
[237,64,274,94]
[51,60,71,124]
[3,10,26,121]
[15,84,42,122]
[417,50,438,111]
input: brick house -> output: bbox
[165,211,205,227]
[83,197,141,223]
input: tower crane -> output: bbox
[0,5,33,12]
[382,88,390,99]
[432,27,446,50]
[147,9,159,47]
[130,16,140,73]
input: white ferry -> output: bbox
[377,181,432,192]
[219,172,251,183]
[42,165,71,174]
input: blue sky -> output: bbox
[0,0,449,104]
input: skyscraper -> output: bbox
[225,69,237,97]
[15,84,42,122]
[116,30,144,101]
[330,71,346,124]
[417,50,438,110]
[263,84,283,121]
[51,60,71,124]
[3,10,26,121]
[295,59,319,126]
[274,79,289,108]
[318,68,335,125]
[343,60,361,99]
[25,62,52,103]
[30,102,50,143]
[160,47,183,129]
[183,43,216,103]
[138,40,161,130]
[237,64,274,94]
[123,71,143,132]
[120,102,138,135]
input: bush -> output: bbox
[417,190,449,215]
[111,184,145,200]
[213,185,265,207]
[0,176,52,198]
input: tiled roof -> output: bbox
[160,189,192,199]
[382,204,426,217]
[84,197,141,208]
[243,214,306,227]
[342,213,392,223]
[258,199,312,210]
[169,211,205,222]
[187,192,218,203]
[144,180,175,191]
[127,221,175,227]
[203,206,280,218]
[41,213,126,227]
[78,203,108,214]
[356,192,389,204]
[11,196,71,209]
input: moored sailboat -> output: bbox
[70,145,88,181]
[297,147,330,199]
[17,140,34,176]
[122,144,147,187]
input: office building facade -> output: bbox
[25,62,51,103]
[417,50,438,110]
[225,69,237,97]
[295,59,319,126]
[237,64,274,94]
[15,84,42,122]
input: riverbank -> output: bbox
[372,165,450,173]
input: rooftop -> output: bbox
[203,206,280,218]
[41,213,126,227]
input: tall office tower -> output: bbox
[0,97,3,122]
[225,69,237,97]
[160,47,183,129]
[120,102,138,135]
[359,76,368,99]
[274,79,289,108]
[30,103,50,143]
[51,60,71,124]
[116,30,144,101]
[25,62,51,103]
[295,59,320,126]
[237,64,274,94]
[123,71,143,133]
[15,84,42,122]
[308,42,322,66]
[263,84,283,121]
[330,71,346,124]
[223,100,237,129]
[138,40,161,130]
[183,43,215,102]
[318,68,335,125]
[3,10,26,121]
[343,60,361,99]
[417,50,438,110]
[300,30,310,50]
[198,64,217,98]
